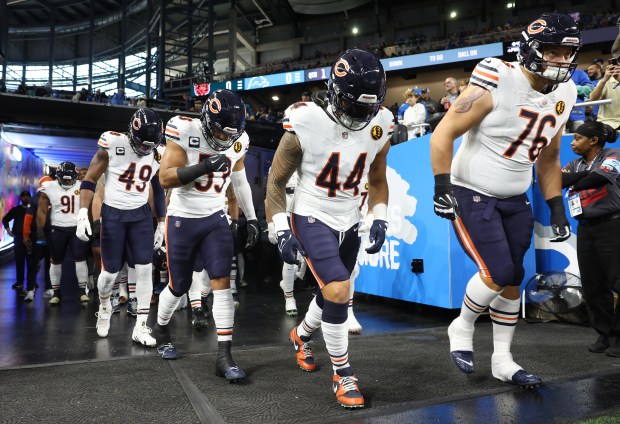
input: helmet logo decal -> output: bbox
[209,98,222,114]
[233,141,242,153]
[370,125,383,140]
[527,19,547,34]
[132,117,141,130]
[555,101,566,115]
[334,59,350,77]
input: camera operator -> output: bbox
[589,57,620,130]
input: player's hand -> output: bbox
[201,154,229,173]
[365,219,388,254]
[230,219,238,240]
[267,222,277,244]
[550,214,571,242]
[433,174,459,220]
[153,221,165,250]
[277,230,306,265]
[76,207,92,242]
[547,196,571,242]
[245,219,259,248]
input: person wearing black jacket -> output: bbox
[2,190,31,290]
[562,121,620,356]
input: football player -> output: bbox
[156,89,259,384]
[430,13,579,388]
[36,161,90,304]
[76,108,166,347]
[267,49,392,408]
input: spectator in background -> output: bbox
[568,69,593,132]
[397,88,412,120]
[403,88,427,139]
[15,83,27,95]
[2,190,32,291]
[92,89,107,103]
[440,77,459,112]
[458,78,470,95]
[419,88,439,116]
[588,62,604,84]
[110,88,126,106]
[589,61,620,130]
[301,91,311,102]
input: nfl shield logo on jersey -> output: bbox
[175,220,181,228]
[342,132,348,139]
[308,216,315,223]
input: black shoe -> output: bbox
[154,324,177,360]
[215,341,246,383]
[589,335,609,353]
[12,282,23,290]
[605,344,620,357]
[191,307,209,330]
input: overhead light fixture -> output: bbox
[506,2,515,8]
[352,27,359,35]
[449,11,457,19]
[272,95,279,101]
[10,145,22,162]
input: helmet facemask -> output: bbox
[200,112,243,151]
[519,36,580,83]
[329,82,382,131]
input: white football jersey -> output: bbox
[97,131,161,210]
[42,180,81,227]
[283,102,393,231]
[451,58,576,198]
[285,170,299,215]
[165,116,250,218]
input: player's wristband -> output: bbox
[272,213,290,233]
[80,180,97,192]
[434,173,452,195]
[372,203,388,221]
[177,161,208,185]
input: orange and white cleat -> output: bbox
[332,368,365,408]
[289,327,316,372]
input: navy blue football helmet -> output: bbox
[518,13,581,83]
[327,49,386,131]
[56,161,78,189]
[200,89,246,151]
[128,108,164,156]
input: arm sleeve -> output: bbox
[561,171,589,188]
[572,172,609,191]
[230,169,257,221]
[151,175,166,218]
[2,208,14,229]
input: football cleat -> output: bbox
[95,305,112,337]
[215,341,246,383]
[191,307,209,331]
[157,343,177,360]
[509,370,542,389]
[24,290,35,302]
[347,309,362,334]
[42,289,54,299]
[492,353,541,388]
[285,296,298,316]
[448,318,475,374]
[132,322,156,347]
[290,327,316,372]
[111,294,121,313]
[333,367,365,409]
[127,297,137,317]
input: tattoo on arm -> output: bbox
[266,132,302,216]
[452,86,487,113]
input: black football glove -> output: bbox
[433,174,459,220]
[547,196,571,242]
[202,154,229,173]
[245,219,259,248]
[277,230,306,265]
[365,219,388,254]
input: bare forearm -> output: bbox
[159,167,184,189]
[537,161,563,200]
[266,133,302,216]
